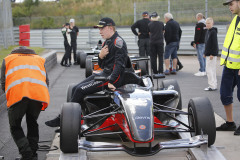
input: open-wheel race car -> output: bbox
[76,40,102,68]
[85,56,150,78]
[60,74,216,156]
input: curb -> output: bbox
[0,50,57,114]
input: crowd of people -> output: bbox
[131,10,219,91]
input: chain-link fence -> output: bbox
[135,0,232,24]
[12,0,232,29]
[13,13,134,29]
[0,0,14,50]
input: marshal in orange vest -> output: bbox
[4,53,50,110]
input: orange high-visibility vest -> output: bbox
[4,53,50,110]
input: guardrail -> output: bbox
[13,25,227,55]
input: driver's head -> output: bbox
[94,17,116,39]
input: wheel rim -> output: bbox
[188,107,196,137]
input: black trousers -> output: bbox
[150,43,164,74]
[71,71,123,103]
[70,41,77,63]
[8,98,42,155]
[71,71,143,115]
[138,38,150,57]
[61,42,71,65]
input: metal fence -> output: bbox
[12,0,231,29]
[134,0,232,24]
[0,0,14,49]
[13,25,227,55]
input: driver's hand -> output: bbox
[99,45,109,59]
[108,83,116,91]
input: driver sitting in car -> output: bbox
[45,17,143,129]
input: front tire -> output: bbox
[76,51,84,64]
[188,97,216,146]
[80,52,87,68]
[67,83,76,102]
[60,103,81,153]
[85,56,93,78]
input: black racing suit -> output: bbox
[71,32,129,105]
[69,26,79,63]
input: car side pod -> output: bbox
[78,134,208,156]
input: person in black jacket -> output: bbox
[69,19,79,65]
[203,17,218,91]
[45,17,142,128]
[192,13,206,76]
[131,11,150,56]
[163,13,182,75]
[148,12,165,76]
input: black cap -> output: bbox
[94,17,115,28]
[151,12,158,18]
[142,11,149,16]
[65,23,70,26]
[223,0,235,5]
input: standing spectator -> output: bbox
[148,12,165,76]
[192,13,206,76]
[204,17,218,91]
[1,46,50,160]
[69,18,79,65]
[61,23,71,67]
[131,11,150,56]
[216,0,240,135]
[163,13,182,75]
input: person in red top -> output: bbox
[1,46,50,160]
[191,13,207,76]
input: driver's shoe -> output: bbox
[45,115,60,127]
[216,122,236,131]
[234,126,240,135]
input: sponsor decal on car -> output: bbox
[139,125,146,130]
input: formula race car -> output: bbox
[59,73,216,156]
[76,40,102,68]
[85,56,150,78]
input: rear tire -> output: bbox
[60,103,81,153]
[80,52,87,68]
[85,56,93,78]
[162,79,182,114]
[67,83,76,102]
[188,97,216,146]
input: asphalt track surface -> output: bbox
[0,53,240,160]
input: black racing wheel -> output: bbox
[60,102,81,153]
[188,97,216,146]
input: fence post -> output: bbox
[168,0,171,13]
[134,2,136,23]
[88,29,92,48]
[205,0,208,18]
[42,30,44,47]
[134,2,137,43]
